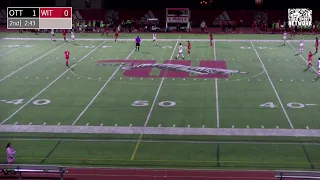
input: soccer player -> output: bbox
[209,33,213,46]
[50,29,55,41]
[283,31,287,44]
[62,29,67,41]
[318,58,320,76]
[153,33,157,46]
[308,51,313,68]
[115,31,119,41]
[64,49,70,67]
[176,43,184,59]
[315,37,318,53]
[70,30,75,42]
[187,41,191,55]
[135,36,141,51]
[299,38,304,54]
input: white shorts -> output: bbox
[179,50,183,54]
[318,64,320,69]
[283,37,286,40]
[51,34,54,37]
[300,43,304,47]
[153,38,156,41]
[71,35,75,39]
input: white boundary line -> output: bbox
[142,36,180,127]
[2,37,318,42]
[72,48,136,126]
[0,41,33,56]
[213,40,220,128]
[0,43,66,83]
[250,41,294,129]
[0,125,319,137]
[0,41,107,125]
[2,137,320,145]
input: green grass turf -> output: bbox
[0,32,320,170]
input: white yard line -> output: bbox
[0,43,66,83]
[142,36,180,127]
[71,48,136,126]
[0,41,107,125]
[287,42,318,73]
[0,41,33,56]
[213,39,220,128]
[250,41,294,129]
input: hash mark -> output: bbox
[57,123,60,125]
[25,77,28,79]
[115,124,118,126]
[158,124,161,127]
[29,122,32,125]
[86,123,89,126]
[202,125,205,128]
[100,123,103,126]
[302,79,304,81]
[276,126,279,128]
[232,125,234,128]
[258,79,260,81]
[237,79,239,81]
[187,125,190,127]
[43,122,46,125]
[129,124,132,127]
[15,77,18,78]
[280,79,282,81]
[14,122,18,125]
[36,77,39,79]
[46,77,49,79]
[119,78,122,80]
[88,77,90,79]
[261,126,264,128]
[247,125,249,128]
[173,124,175,127]
[67,77,70,79]
[290,79,293,81]
[306,126,309,129]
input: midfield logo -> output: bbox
[96,60,248,78]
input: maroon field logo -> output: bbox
[96,60,248,78]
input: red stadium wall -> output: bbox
[76,9,320,27]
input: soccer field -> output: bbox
[0,32,320,169]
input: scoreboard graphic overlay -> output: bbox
[7,7,72,29]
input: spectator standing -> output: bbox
[200,21,205,33]
[6,143,16,164]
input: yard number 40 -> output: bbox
[260,102,307,109]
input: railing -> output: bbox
[0,164,67,180]
[275,170,320,179]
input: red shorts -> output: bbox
[308,60,312,63]
[115,33,119,37]
[65,57,69,60]
[63,34,66,37]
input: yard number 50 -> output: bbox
[131,100,176,107]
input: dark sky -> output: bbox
[3,0,318,9]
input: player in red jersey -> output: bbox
[64,49,70,67]
[308,51,313,68]
[62,29,67,41]
[187,41,191,55]
[115,31,119,41]
[209,33,213,46]
[315,37,318,53]
[318,58,320,76]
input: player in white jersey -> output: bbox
[176,43,184,59]
[283,31,287,44]
[50,29,55,41]
[152,33,157,45]
[70,30,75,42]
[318,58,320,76]
[299,38,304,54]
